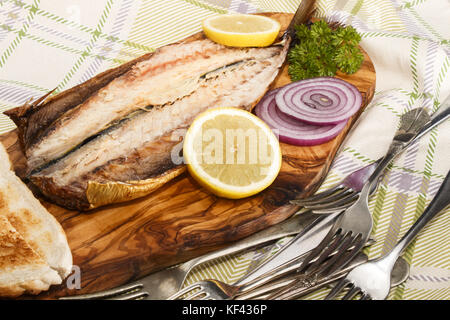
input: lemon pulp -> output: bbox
[183,107,282,199]
[202,14,281,47]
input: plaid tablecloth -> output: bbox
[0,0,448,300]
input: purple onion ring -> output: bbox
[255,88,347,146]
[274,77,362,125]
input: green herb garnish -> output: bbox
[288,21,364,81]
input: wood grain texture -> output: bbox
[0,13,375,299]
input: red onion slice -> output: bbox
[275,77,362,125]
[255,89,347,146]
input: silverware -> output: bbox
[167,239,374,300]
[60,211,317,300]
[292,101,450,213]
[292,161,378,212]
[293,107,432,282]
[167,241,410,300]
[240,253,409,300]
[326,169,450,300]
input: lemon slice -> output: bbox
[183,107,282,199]
[202,14,281,47]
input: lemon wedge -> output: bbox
[202,14,281,47]
[183,107,282,199]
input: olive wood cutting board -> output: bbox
[0,13,375,299]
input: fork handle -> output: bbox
[380,170,450,270]
[414,101,450,141]
[182,211,317,271]
[232,212,340,290]
[342,103,449,193]
[364,105,449,196]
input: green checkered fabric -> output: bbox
[0,0,448,300]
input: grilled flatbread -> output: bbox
[0,216,61,297]
[0,143,72,297]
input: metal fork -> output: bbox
[326,170,450,300]
[167,239,375,300]
[292,107,432,281]
[291,101,450,213]
[167,243,411,300]
[235,254,410,300]
[253,252,410,300]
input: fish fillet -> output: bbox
[5,14,292,210]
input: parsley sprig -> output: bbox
[288,21,364,81]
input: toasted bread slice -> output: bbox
[0,143,72,296]
[0,215,62,297]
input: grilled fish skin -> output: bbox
[6,13,294,210]
[4,53,153,154]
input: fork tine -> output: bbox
[292,185,346,203]
[296,229,338,273]
[290,186,351,206]
[313,231,355,276]
[342,284,361,300]
[302,232,344,274]
[325,235,364,275]
[359,293,371,300]
[312,205,354,215]
[275,241,372,300]
[59,283,143,300]
[325,278,350,300]
[186,290,208,300]
[167,283,202,300]
[303,193,359,211]
[108,291,149,300]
